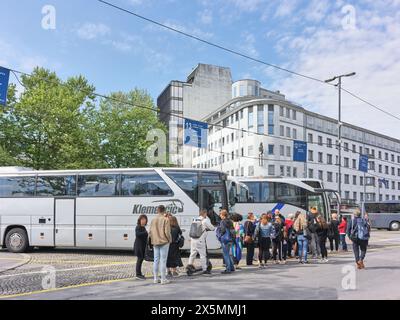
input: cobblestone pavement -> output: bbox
[0,249,225,296]
[0,230,399,298]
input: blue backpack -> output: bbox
[351,218,370,241]
[216,224,232,244]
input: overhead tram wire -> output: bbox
[96,0,400,124]
[8,67,400,172]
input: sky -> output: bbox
[1,0,400,138]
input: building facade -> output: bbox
[191,79,400,204]
[157,64,232,167]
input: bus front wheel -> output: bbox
[5,228,29,253]
[389,221,400,231]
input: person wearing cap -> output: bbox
[273,209,286,224]
[308,207,321,260]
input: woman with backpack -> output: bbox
[293,212,310,264]
[272,216,285,264]
[316,216,329,263]
[167,215,184,277]
[347,209,371,269]
[328,213,340,252]
[253,214,273,268]
[217,209,235,274]
[133,214,148,280]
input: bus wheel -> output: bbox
[5,228,29,253]
[389,221,400,231]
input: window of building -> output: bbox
[286,127,291,138]
[344,174,350,184]
[308,150,314,161]
[292,110,297,120]
[327,138,332,148]
[268,104,274,135]
[327,172,333,182]
[286,146,291,157]
[286,108,290,118]
[318,152,323,163]
[248,107,254,129]
[318,136,323,146]
[280,145,285,156]
[280,125,284,136]
[327,154,333,165]
[308,169,314,179]
[268,165,275,176]
[308,133,313,143]
[293,128,297,139]
[318,170,323,180]
[268,144,274,155]
[279,106,284,117]
[257,105,264,134]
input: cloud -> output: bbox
[76,23,111,40]
[268,1,400,139]
[198,9,213,24]
[227,0,264,12]
[274,0,299,18]
[240,32,259,58]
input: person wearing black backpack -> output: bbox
[347,209,371,269]
[272,216,285,264]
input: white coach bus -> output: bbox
[232,178,333,221]
[0,167,229,253]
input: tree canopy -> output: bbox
[0,67,168,169]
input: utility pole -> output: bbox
[325,72,356,216]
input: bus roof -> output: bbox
[0,167,226,176]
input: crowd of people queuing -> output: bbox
[133,204,371,284]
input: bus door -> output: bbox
[54,198,76,247]
[199,186,226,250]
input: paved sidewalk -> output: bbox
[0,250,30,273]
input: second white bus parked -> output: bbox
[0,167,229,253]
[232,178,332,220]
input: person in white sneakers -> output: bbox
[187,209,215,275]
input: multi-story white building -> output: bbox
[157,64,232,167]
[191,79,400,204]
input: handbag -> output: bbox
[144,238,154,262]
[243,221,254,244]
[176,233,185,248]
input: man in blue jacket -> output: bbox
[347,209,371,269]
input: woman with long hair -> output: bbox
[316,215,329,263]
[231,213,244,268]
[253,214,273,268]
[133,214,148,280]
[167,215,183,277]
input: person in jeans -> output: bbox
[149,205,172,284]
[253,214,273,268]
[231,213,244,269]
[339,216,348,251]
[308,207,321,260]
[133,214,148,280]
[218,209,235,274]
[243,213,257,265]
[294,212,310,264]
[328,213,340,252]
[347,209,371,269]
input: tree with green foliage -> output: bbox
[0,67,98,169]
[93,89,168,168]
[0,67,170,169]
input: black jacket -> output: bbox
[133,225,148,258]
[244,220,256,237]
[328,220,340,237]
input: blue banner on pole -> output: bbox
[358,154,369,173]
[0,67,10,106]
[293,140,307,162]
[184,118,208,148]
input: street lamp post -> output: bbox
[325,72,356,217]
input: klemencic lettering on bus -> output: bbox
[132,200,184,215]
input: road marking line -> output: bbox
[0,261,134,279]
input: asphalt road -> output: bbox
[1,230,399,300]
